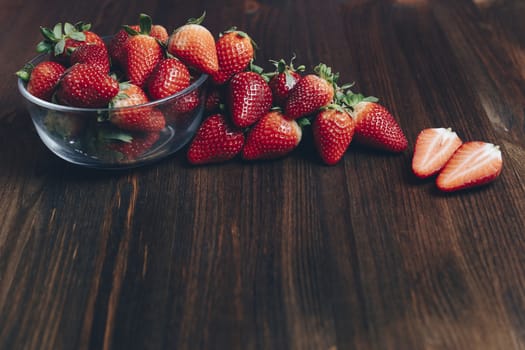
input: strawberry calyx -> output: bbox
[37,22,90,56]
[123,13,153,36]
[186,11,207,26]
[314,63,339,91]
[264,55,305,81]
[221,26,259,51]
[338,90,379,110]
[16,63,34,82]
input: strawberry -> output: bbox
[167,12,218,75]
[146,58,191,100]
[106,131,161,161]
[312,106,355,165]
[436,141,503,192]
[109,83,165,132]
[347,100,408,152]
[16,61,66,101]
[187,113,245,164]
[228,71,272,128]
[37,22,104,64]
[109,20,168,66]
[211,28,255,85]
[412,128,463,178]
[121,14,164,88]
[284,63,336,119]
[56,63,119,108]
[267,56,304,107]
[242,110,303,160]
[69,44,110,73]
[205,86,224,112]
[171,89,201,114]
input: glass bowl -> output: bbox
[17,53,208,169]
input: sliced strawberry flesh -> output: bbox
[412,128,463,178]
[436,141,502,192]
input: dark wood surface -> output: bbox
[2,0,525,349]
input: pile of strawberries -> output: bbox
[17,13,503,191]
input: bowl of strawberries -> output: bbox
[17,14,213,169]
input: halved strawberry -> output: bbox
[242,110,303,160]
[16,61,66,101]
[436,141,503,192]
[167,12,218,75]
[312,105,355,165]
[56,63,119,108]
[228,71,272,128]
[412,128,463,178]
[187,113,245,164]
[211,28,255,85]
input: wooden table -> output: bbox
[2,0,525,349]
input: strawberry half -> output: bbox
[17,61,66,101]
[412,128,463,178]
[211,28,255,85]
[436,141,503,192]
[56,63,119,108]
[348,100,408,152]
[312,106,355,165]
[146,58,191,100]
[284,63,336,119]
[187,113,245,164]
[228,71,272,128]
[242,110,303,160]
[167,12,218,75]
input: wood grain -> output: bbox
[1,0,525,349]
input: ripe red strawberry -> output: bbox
[242,110,302,160]
[122,33,164,88]
[349,101,408,152]
[412,128,463,178]
[211,28,255,85]
[267,57,304,107]
[171,89,201,114]
[205,86,224,112]
[146,58,191,100]
[187,113,245,164]
[16,61,66,101]
[37,22,104,64]
[228,71,272,128]
[284,63,336,119]
[56,63,119,108]
[436,141,503,192]
[69,44,110,73]
[108,16,168,66]
[109,83,166,132]
[107,131,161,161]
[167,13,218,75]
[312,106,355,165]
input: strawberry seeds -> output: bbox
[17,12,503,191]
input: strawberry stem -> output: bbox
[187,11,206,25]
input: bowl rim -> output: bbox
[17,52,208,113]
